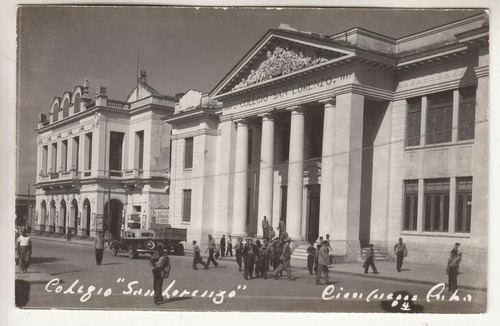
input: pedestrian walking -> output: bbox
[149,244,170,305]
[17,229,32,274]
[243,238,257,280]
[306,242,316,275]
[259,239,271,279]
[205,234,218,268]
[274,237,294,281]
[363,244,379,274]
[234,237,243,271]
[226,235,233,257]
[94,232,105,265]
[447,243,462,293]
[314,244,321,275]
[192,240,208,270]
[220,235,226,258]
[325,234,335,264]
[262,216,270,240]
[66,228,72,242]
[393,238,408,272]
[316,240,330,285]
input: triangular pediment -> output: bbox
[211,29,356,99]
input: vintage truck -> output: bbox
[110,226,187,259]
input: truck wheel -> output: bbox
[145,239,156,250]
[174,244,184,256]
[128,245,137,259]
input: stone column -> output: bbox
[232,119,249,237]
[286,106,305,240]
[257,112,275,238]
[319,97,336,237]
[331,93,364,261]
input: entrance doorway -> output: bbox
[104,199,123,240]
[307,185,320,243]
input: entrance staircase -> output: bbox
[360,247,391,262]
[291,241,391,262]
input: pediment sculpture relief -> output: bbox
[233,46,328,90]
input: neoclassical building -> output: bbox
[35,72,174,238]
[166,14,488,267]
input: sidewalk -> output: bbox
[28,235,487,291]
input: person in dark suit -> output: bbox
[234,237,244,271]
[226,235,233,257]
[150,244,168,305]
[243,238,258,280]
[447,243,462,292]
[363,244,379,274]
[306,242,316,275]
[94,232,105,265]
[220,235,226,258]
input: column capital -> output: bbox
[234,118,249,128]
[258,111,275,120]
[286,105,304,115]
[319,97,336,107]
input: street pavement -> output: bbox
[14,235,487,313]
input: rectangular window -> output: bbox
[61,140,68,171]
[308,116,323,159]
[109,132,124,171]
[86,133,93,170]
[136,131,144,169]
[42,145,48,174]
[280,123,290,162]
[426,91,453,145]
[280,186,287,224]
[184,137,193,169]
[73,137,79,171]
[424,179,450,232]
[406,97,421,147]
[403,180,418,231]
[456,177,473,233]
[51,143,57,172]
[182,189,192,222]
[458,86,476,141]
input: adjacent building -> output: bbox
[35,71,174,238]
[166,14,489,268]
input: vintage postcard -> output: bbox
[9,3,495,321]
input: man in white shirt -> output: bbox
[17,229,32,273]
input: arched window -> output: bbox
[62,98,70,118]
[53,103,59,122]
[74,94,81,113]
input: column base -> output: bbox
[55,226,65,234]
[290,235,303,241]
[77,228,87,236]
[330,239,361,263]
[231,232,248,238]
[47,225,55,233]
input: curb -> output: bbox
[327,269,487,292]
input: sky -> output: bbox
[16,6,485,193]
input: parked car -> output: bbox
[110,226,187,258]
[110,229,160,259]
